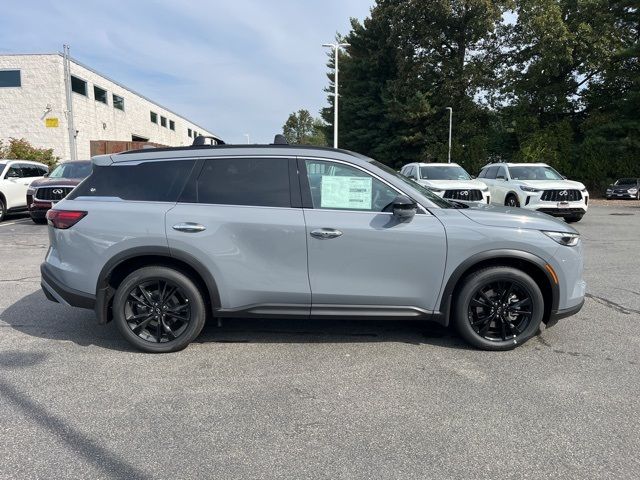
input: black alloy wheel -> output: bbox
[113,266,206,352]
[467,280,533,342]
[453,266,544,350]
[124,279,191,343]
[0,198,6,222]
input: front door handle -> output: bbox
[310,228,343,239]
[172,222,206,233]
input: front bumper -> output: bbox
[27,195,54,218]
[547,298,584,327]
[41,262,95,309]
[518,192,588,217]
[606,192,637,199]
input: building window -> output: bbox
[94,85,108,104]
[113,94,124,111]
[169,120,175,131]
[71,75,87,96]
[150,111,158,124]
[160,116,167,128]
[188,128,192,138]
[0,70,21,88]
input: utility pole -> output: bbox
[63,44,77,161]
[244,133,250,144]
[445,107,453,163]
[322,42,350,148]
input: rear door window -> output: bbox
[196,157,290,207]
[68,160,195,202]
[484,166,499,179]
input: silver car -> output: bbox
[41,141,585,352]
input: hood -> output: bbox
[458,203,577,233]
[418,179,487,190]
[518,180,586,190]
[29,177,84,188]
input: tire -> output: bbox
[505,194,520,208]
[113,266,206,353]
[0,198,6,222]
[565,215,583,223]
[453,266,544,350]
[31,216,47,224]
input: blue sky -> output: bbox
[0,0,374,144]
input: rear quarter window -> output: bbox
[68,160,196,202]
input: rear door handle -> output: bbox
[172,222,206,233]
[310,228,343,239]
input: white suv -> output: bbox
[0,160,49,221]
[478,162,589,223]
[400,162,490,204]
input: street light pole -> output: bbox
[445,107,453,163]
[323,42,350,148]
[244,133,250,144]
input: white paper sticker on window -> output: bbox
[320,176,372,210]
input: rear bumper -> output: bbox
[546,298,584,327]
[41,262,95,309]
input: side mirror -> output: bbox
[391,194,417,220]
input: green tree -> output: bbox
[0,138,58,168]
[282,110,328,146]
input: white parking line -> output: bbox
[0,218,33,227]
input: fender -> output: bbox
[436,249,559,326]
[95,246,221,324]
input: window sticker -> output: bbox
[320,176,372,210]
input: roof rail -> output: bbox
[192,135,225,146]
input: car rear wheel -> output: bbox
[0,198,6,222]
[113,266,206,353]
[565,214,583,223]
[505,195,520,208]
[453,267,544,350]
[31,216,47,224]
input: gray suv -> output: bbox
[40,140,585,352]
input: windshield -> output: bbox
[371,161,454,208]
[49,162,92,179]
[0,162,6,174]
[509,166,564,181]
[420,165,471,180]
[615,178,637,185]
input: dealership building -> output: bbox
[0,53,221,160]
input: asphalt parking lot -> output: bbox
[0,202,639,480]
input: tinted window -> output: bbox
[20,164,42,177]
[484,166,499,179]
[197,158,290,207]
[0,70,21,87]
[113,94,124,110]
[68,160,195,202]
[420,165,471,180]
[305,160,398,212]
[71,76,87,96]
[94,85,108,104]
[496,166,507,179]
[478,168,486,178]
[5,166,24,178]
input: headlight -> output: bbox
[628,188,638,194]
[543,231,580,247]
[581,188,588,193]
[480,185,489,192]
[27,187,36,195]
[520,186,542,193]
[606,188,612,192]
[428,188,444,193]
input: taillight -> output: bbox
[46,210,87,229]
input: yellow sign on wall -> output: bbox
[45,118,59,128]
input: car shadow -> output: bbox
[3,290,471,351]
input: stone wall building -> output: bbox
[0,53,221,159]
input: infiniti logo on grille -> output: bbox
[559,190,568,196]
[52,189,64,195]
[460,191,469,196]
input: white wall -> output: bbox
[0,54,218,160]
[0,54,68,157]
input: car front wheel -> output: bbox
[565,214,583,223]
[113,266,206,353]
[505,194,520,208]
[453,267,544,350]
